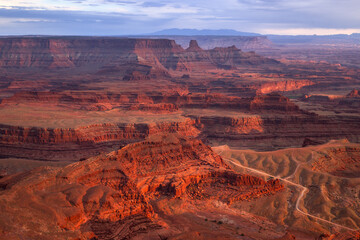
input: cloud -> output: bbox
[0,0,359,35]
[141,2,167,8]
[0,8,170,35]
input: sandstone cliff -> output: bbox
[0,134,284,239]
[0,91,301,112]
[347,89,360,98]
[0,37,280,74]
[1,91,359,162]
[147,36,274,50]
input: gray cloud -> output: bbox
[0,8,169,35]
[141,2,167,7]
[0,0,360,35]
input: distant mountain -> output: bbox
[268,33,360,44]
[150,28,261,36]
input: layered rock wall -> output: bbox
[0,134,284,239]
[0,119,199,145]
[0,37,280,73]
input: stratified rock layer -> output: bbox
[0,134,284,240]
[0,37,279,75]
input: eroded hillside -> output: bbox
[0,37,359,239]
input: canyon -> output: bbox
[0,36,359,239]
[0,134,284,239]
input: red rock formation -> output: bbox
[2,91,359,157]
[1,91,153,109]
[208,45,279,69]
[186,39,203,52]
[129,103,178,112]
[338,89,360,109]
[0,37,176,69]
[0,120,198,145]
[1,91,300,112]
[193,110,360,150]
[250,93,300,111]
[301,94,343,102]
[0,134,284,239]
[0,119,200,162]
[257,80,315,94]
[302,138,324,147]
[0,37,280,75]
[193,115,264,135]
[320,230,360,240]
[310,144,360,177]
[274,231,297,240]
[347,89,360,98]
[151,36,274,50]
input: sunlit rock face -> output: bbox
[0,134,283,239]
[0,36,359,239]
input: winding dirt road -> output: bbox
[216,147,358,231]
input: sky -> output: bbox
[0,0,360,35]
